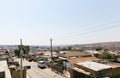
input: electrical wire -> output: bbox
[67,25,120,37]
[61,20,120,37]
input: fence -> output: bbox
[52,64,64,74]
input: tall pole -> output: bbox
[50,38,53,70]
[20,39,23,78]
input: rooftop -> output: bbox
[69,56,99,64]
[0,60,11,78]
[77,61,112,71]
[61,51,91,58]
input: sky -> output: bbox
[0,0,120,45]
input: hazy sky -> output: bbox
[0,0,120,45]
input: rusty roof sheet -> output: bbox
[69,56,99,64]
[62,51,90,58]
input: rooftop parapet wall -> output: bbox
[0,61,11,78]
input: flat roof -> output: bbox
[0,60,11,78]
[69,56,99,64]
[77,61,112,71]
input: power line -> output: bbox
[66,25,120,37]
[80,20,120,31]
[60,20,120,37]
[53,24,120,44]
[53,25,120,45]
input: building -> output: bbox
[0,48,8,61]
[63,56,99,78]
[69,56,99,67]
[60,51,91,59]
[58,51,92,78]
[59,51,92,70]
[43,51,59,60]
[72,61,120,78]
[0,60,12,78]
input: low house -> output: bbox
[35,51,45,55]
[60,51,91,59]
[63,56,99,78]
[43,51,59,60]
[69,56,99,67]
[58,51,93,78]
[0,48,7,52]
[59,51,92,70]
[72,61,120,78]
[0,60,11,78]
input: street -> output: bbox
[15,58,65,78]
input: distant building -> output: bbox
[60,51,91,59]
[43,51,59,59]
[0,48,8,61]
[0,48,7,52]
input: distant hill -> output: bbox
[0,41,120,51]
[73,41,120,50]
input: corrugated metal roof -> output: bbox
[77,61,112,71]
[69,57,99,64]
[61,51,91,58]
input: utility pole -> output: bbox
[20,39,23,78]
[50,38,53,70]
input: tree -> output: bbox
[23,45,30,54]
[98,51,112,59]
[14,49,20,57]
[79,49,84,52]
[5,50,9,54]
[56,46,60,54]
[61,48,67,51]
[68,46,72,51]
[95,47,102,51]
[18,45,30,54]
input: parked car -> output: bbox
[28,58,33,62]
[8,61,19,67]
[38,61,46,68]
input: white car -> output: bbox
[38,61,46,68]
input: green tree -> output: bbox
[79,49,84,52]
[61,48,67,51]
[14,49,20,57]
[96,47,102,51]
[18,45,30,54]
[68,46,72,51]
[98,51,112,59]
[5,50,9,54]
[23,45,30,54]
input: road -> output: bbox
[27,62,55,78]
[15,58,65,78]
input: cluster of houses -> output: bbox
[0,48,12,78]
[1,46,120,78]
[27,49,120,78]
[0,47,29,78]
[49,51,120,78]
